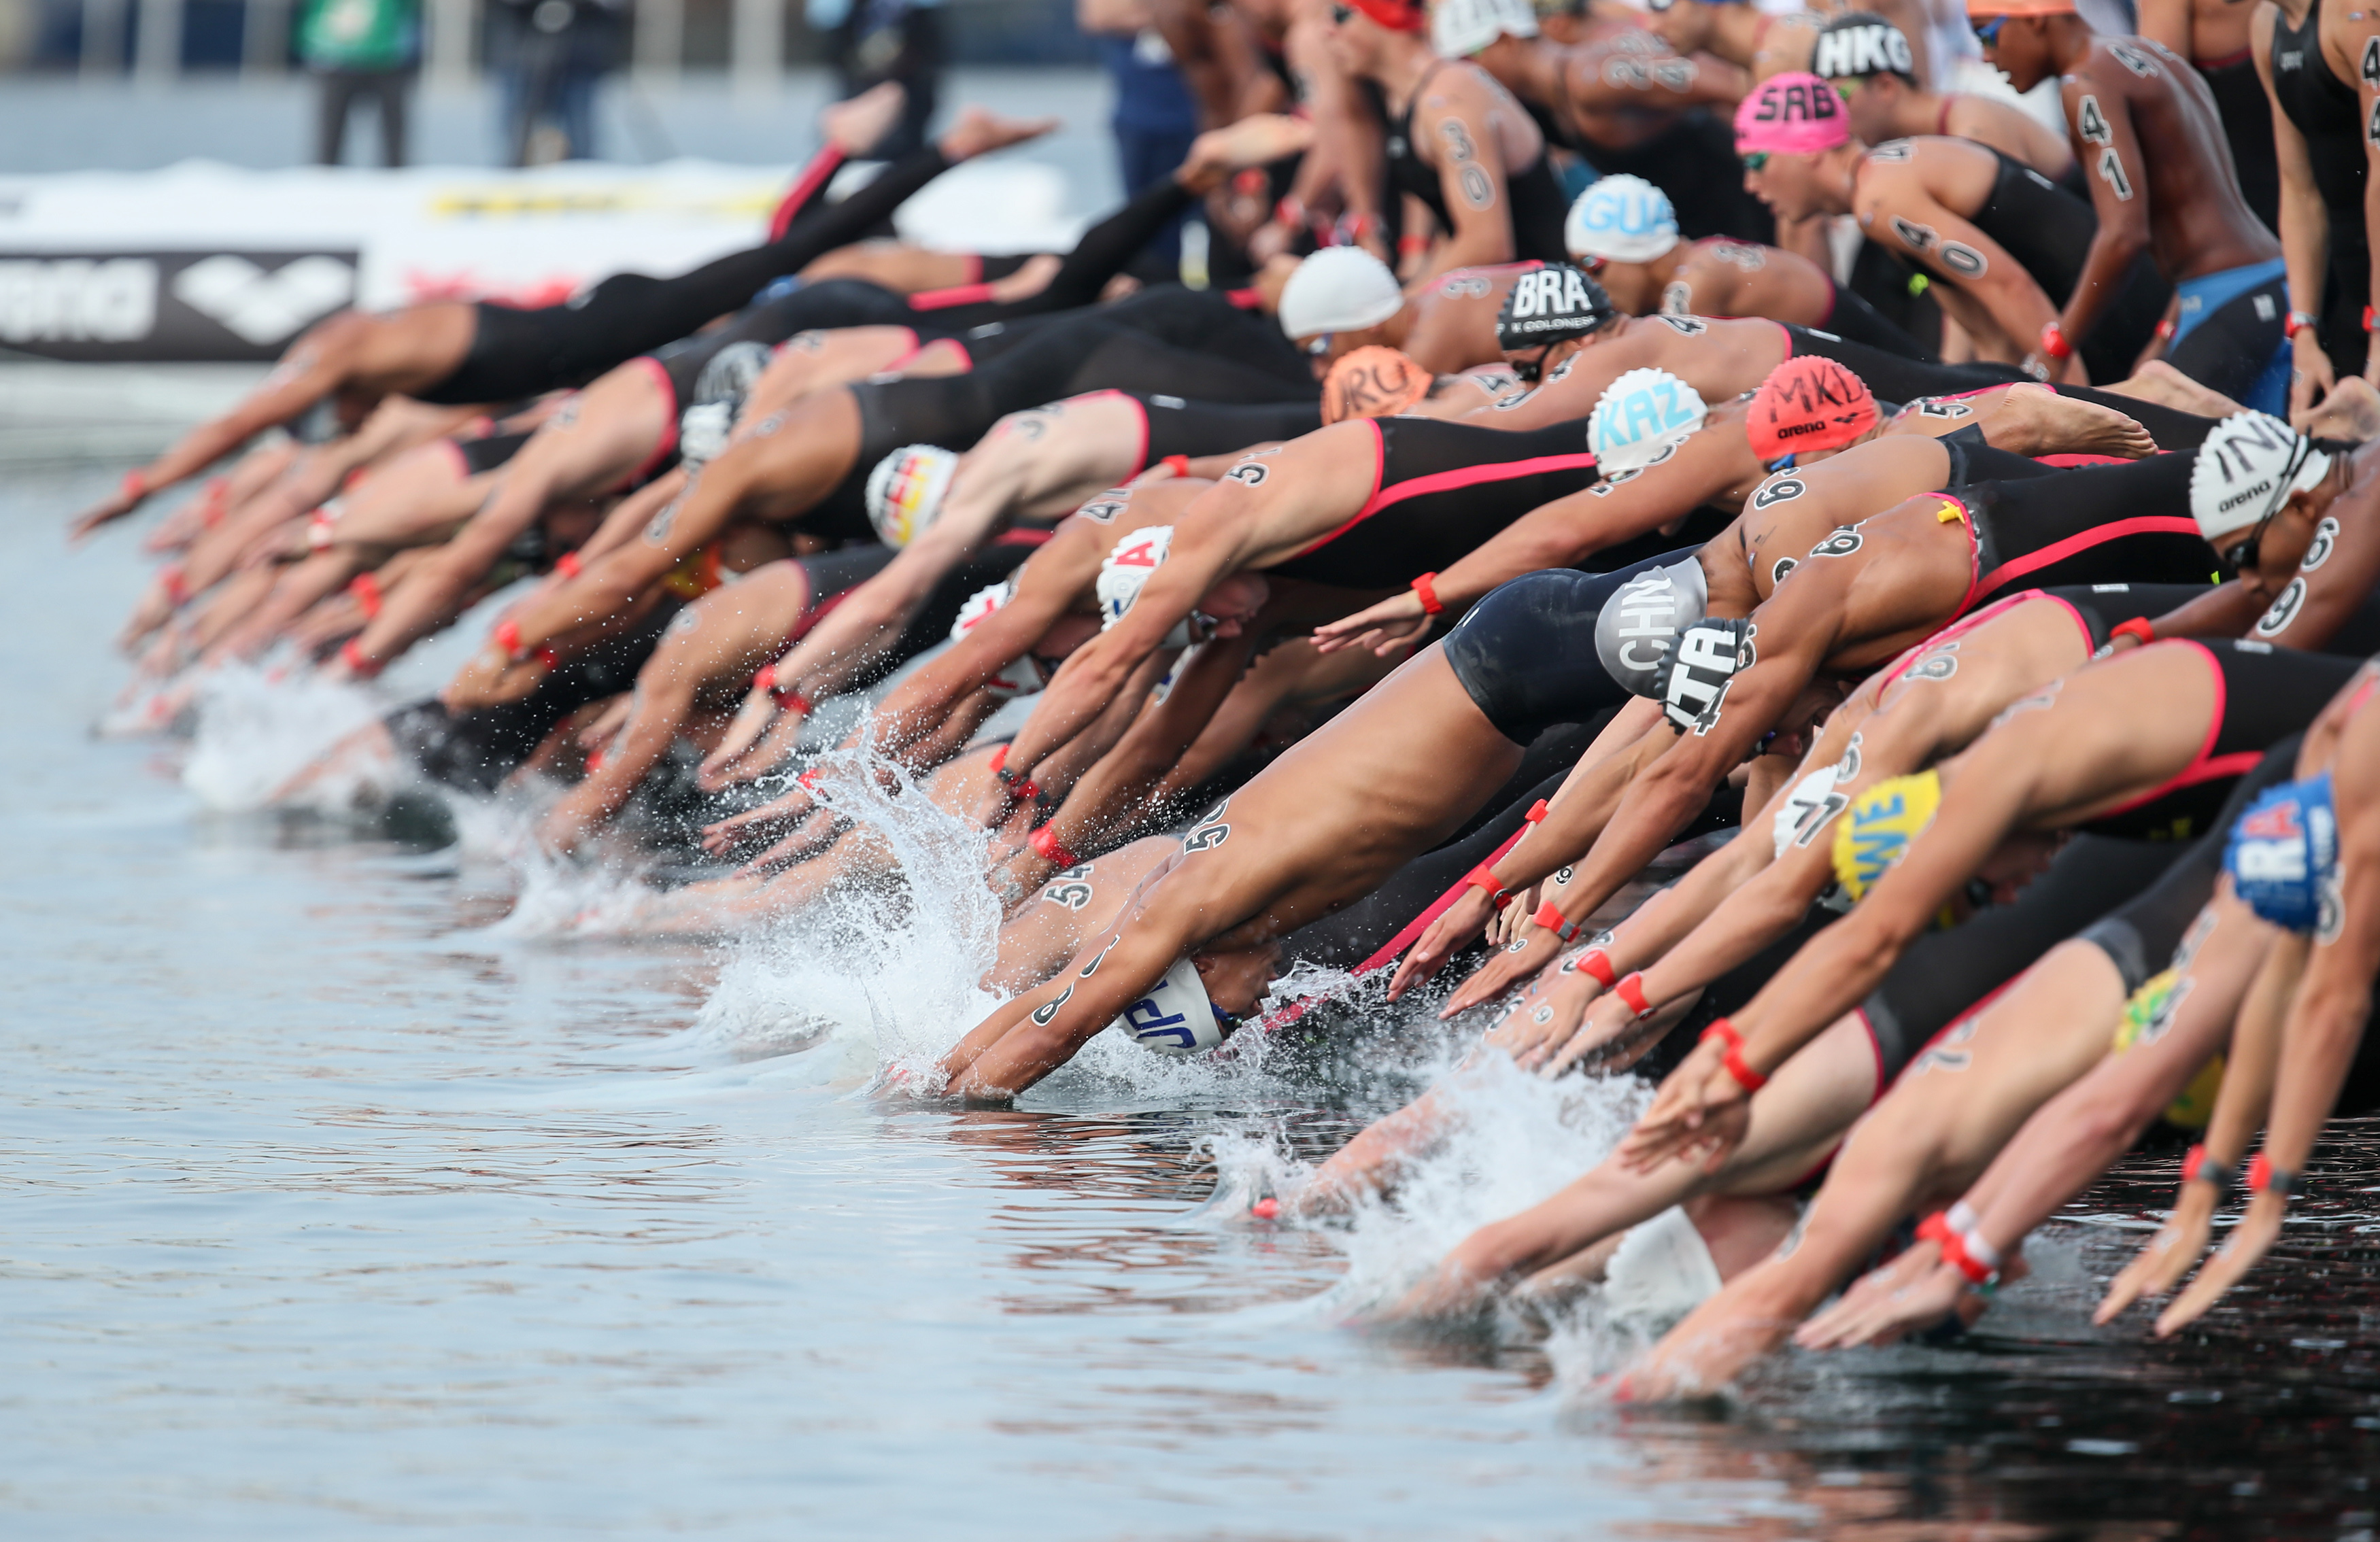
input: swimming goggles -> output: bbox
[1972,16,2006,44]
[1740,151,1770,173]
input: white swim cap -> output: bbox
[1278,247,1405,341]
[866,444,959,547]
[1432,0,1537,57]
[1095,525,1196,647]
[1108,954,1231,1055]
[1565,175,1680,264]
[1592,555,1710,696]
[949,577,1044,695]
[2190,412,2332,545]
[1589,367,1708,474]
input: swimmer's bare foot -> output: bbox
[1180,114,1316,191]
[2302,375,2380,442]
[2102,360,2245,420]
[938,108,1060,163]
[822,82,905,156]
[1984,383,2155,460]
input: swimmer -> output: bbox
[1732,71,2171,385]
[1809,13,2075,179]
[1968,0,2292,411]
[1561,175,1931,360]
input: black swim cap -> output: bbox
[1496,264,1619,353]
[1811,12,1918,84]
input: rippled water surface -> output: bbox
[8,466,2380,1539]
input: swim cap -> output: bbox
[1097,525,1195,648]
[866,444,959,547]
[2110,968,2226,1129]
[1565,175,1680,264]
[1433,0,1537,56]
[1323,345,1433,424]
[1831,770,1941,900]
[1734,73,1852,157]
[1495,264,1618,351]
[1278,247,1405,341]
[1342,0,1427,28]
[1590,367,1709,473]
[1650,617,1755,734]
[1108,955,1234,1055]
[1594,556,1710,696]
[949,577,1045,696]
[1812,12,1918,82]
[1746,357,1879,461]
[1966,0,2077,17]
[2190,411,2333,544]
[2224,772,2341,934]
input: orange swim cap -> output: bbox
[1323,346,1433,424]
[1746,356,1879,462]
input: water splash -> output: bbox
[181,659,388,812]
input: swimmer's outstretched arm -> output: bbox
[718,394,1153,769]
[2155,709,2380,1332]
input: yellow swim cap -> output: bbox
[2109,968,2226,1129]
[1831,770,1943,901]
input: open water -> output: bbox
[8,463,2380,1540]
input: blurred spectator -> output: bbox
[298,0,422,167]
[490,0,628,165]
[809,0,943,158]
[1077,0,1199,272]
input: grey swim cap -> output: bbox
[1594,556,1710,695]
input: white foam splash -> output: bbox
[181,659,389,812]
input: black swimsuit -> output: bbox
[2269,0,2370,376]
[1948,148,2172,381]
[1938,452,2220,616]
[1386,60,1574,264]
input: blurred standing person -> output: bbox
[300,0,422,167]
[814,0,943,157]
[492,0,628,165]
[1079,0,1203,277]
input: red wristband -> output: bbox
[1524,798,1549,824]
[1614,971,1653,1018]
[2285,310,2317,340]
[1939,1229,1996,1284]
[1699,1016,1767,1091]
[1915,1210,1955,1246]
[1576,947,1618,988]
[2037,322,2073,361]
[1030,824,1080,870]
[1532,899,1584,942]
[2364,305,2376,333]
[121,469,147,501]
[989,744,1008,776]
[1159,453,1189,478]
[2155,318,2177,343]
[339,638,381,679]
[161,564,188,604]
[2109,617,2154,647]
[2246,1152,2304,1197]
[349,571,382,619]
[1464,864,1512,910]
[1397,235,1429,256]
[555,551,582,579]
[1412,572,1444,616]
[494,619,523,660]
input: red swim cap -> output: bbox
[1746,356,1879,461]
[1340,0,1426,30]
[1734,72,1852,158]
[1323,345,1433,424]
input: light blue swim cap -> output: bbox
[1565,175,1680,264]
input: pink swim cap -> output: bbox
[1734,72,1852,157]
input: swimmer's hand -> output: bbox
[442,641,547,712]
[2150,1190,2287,1338]
[937,107,1061,164]
[699,784,818,857]
[1797,1246,2020,1349]
[1383,886,1498,999]
[1616,1040,1751,1174]
[698,685,786,791]
[2093,1177,2222,1324]
[1535,986,1646,1078]
[69,476,148,542]
[2290,325,2341,424]
[1177,114,1316,193]
[1312,591,1431,659]
[1436,925,1557,1018]
[2302,373,2380,441]
[736,808,845,876]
